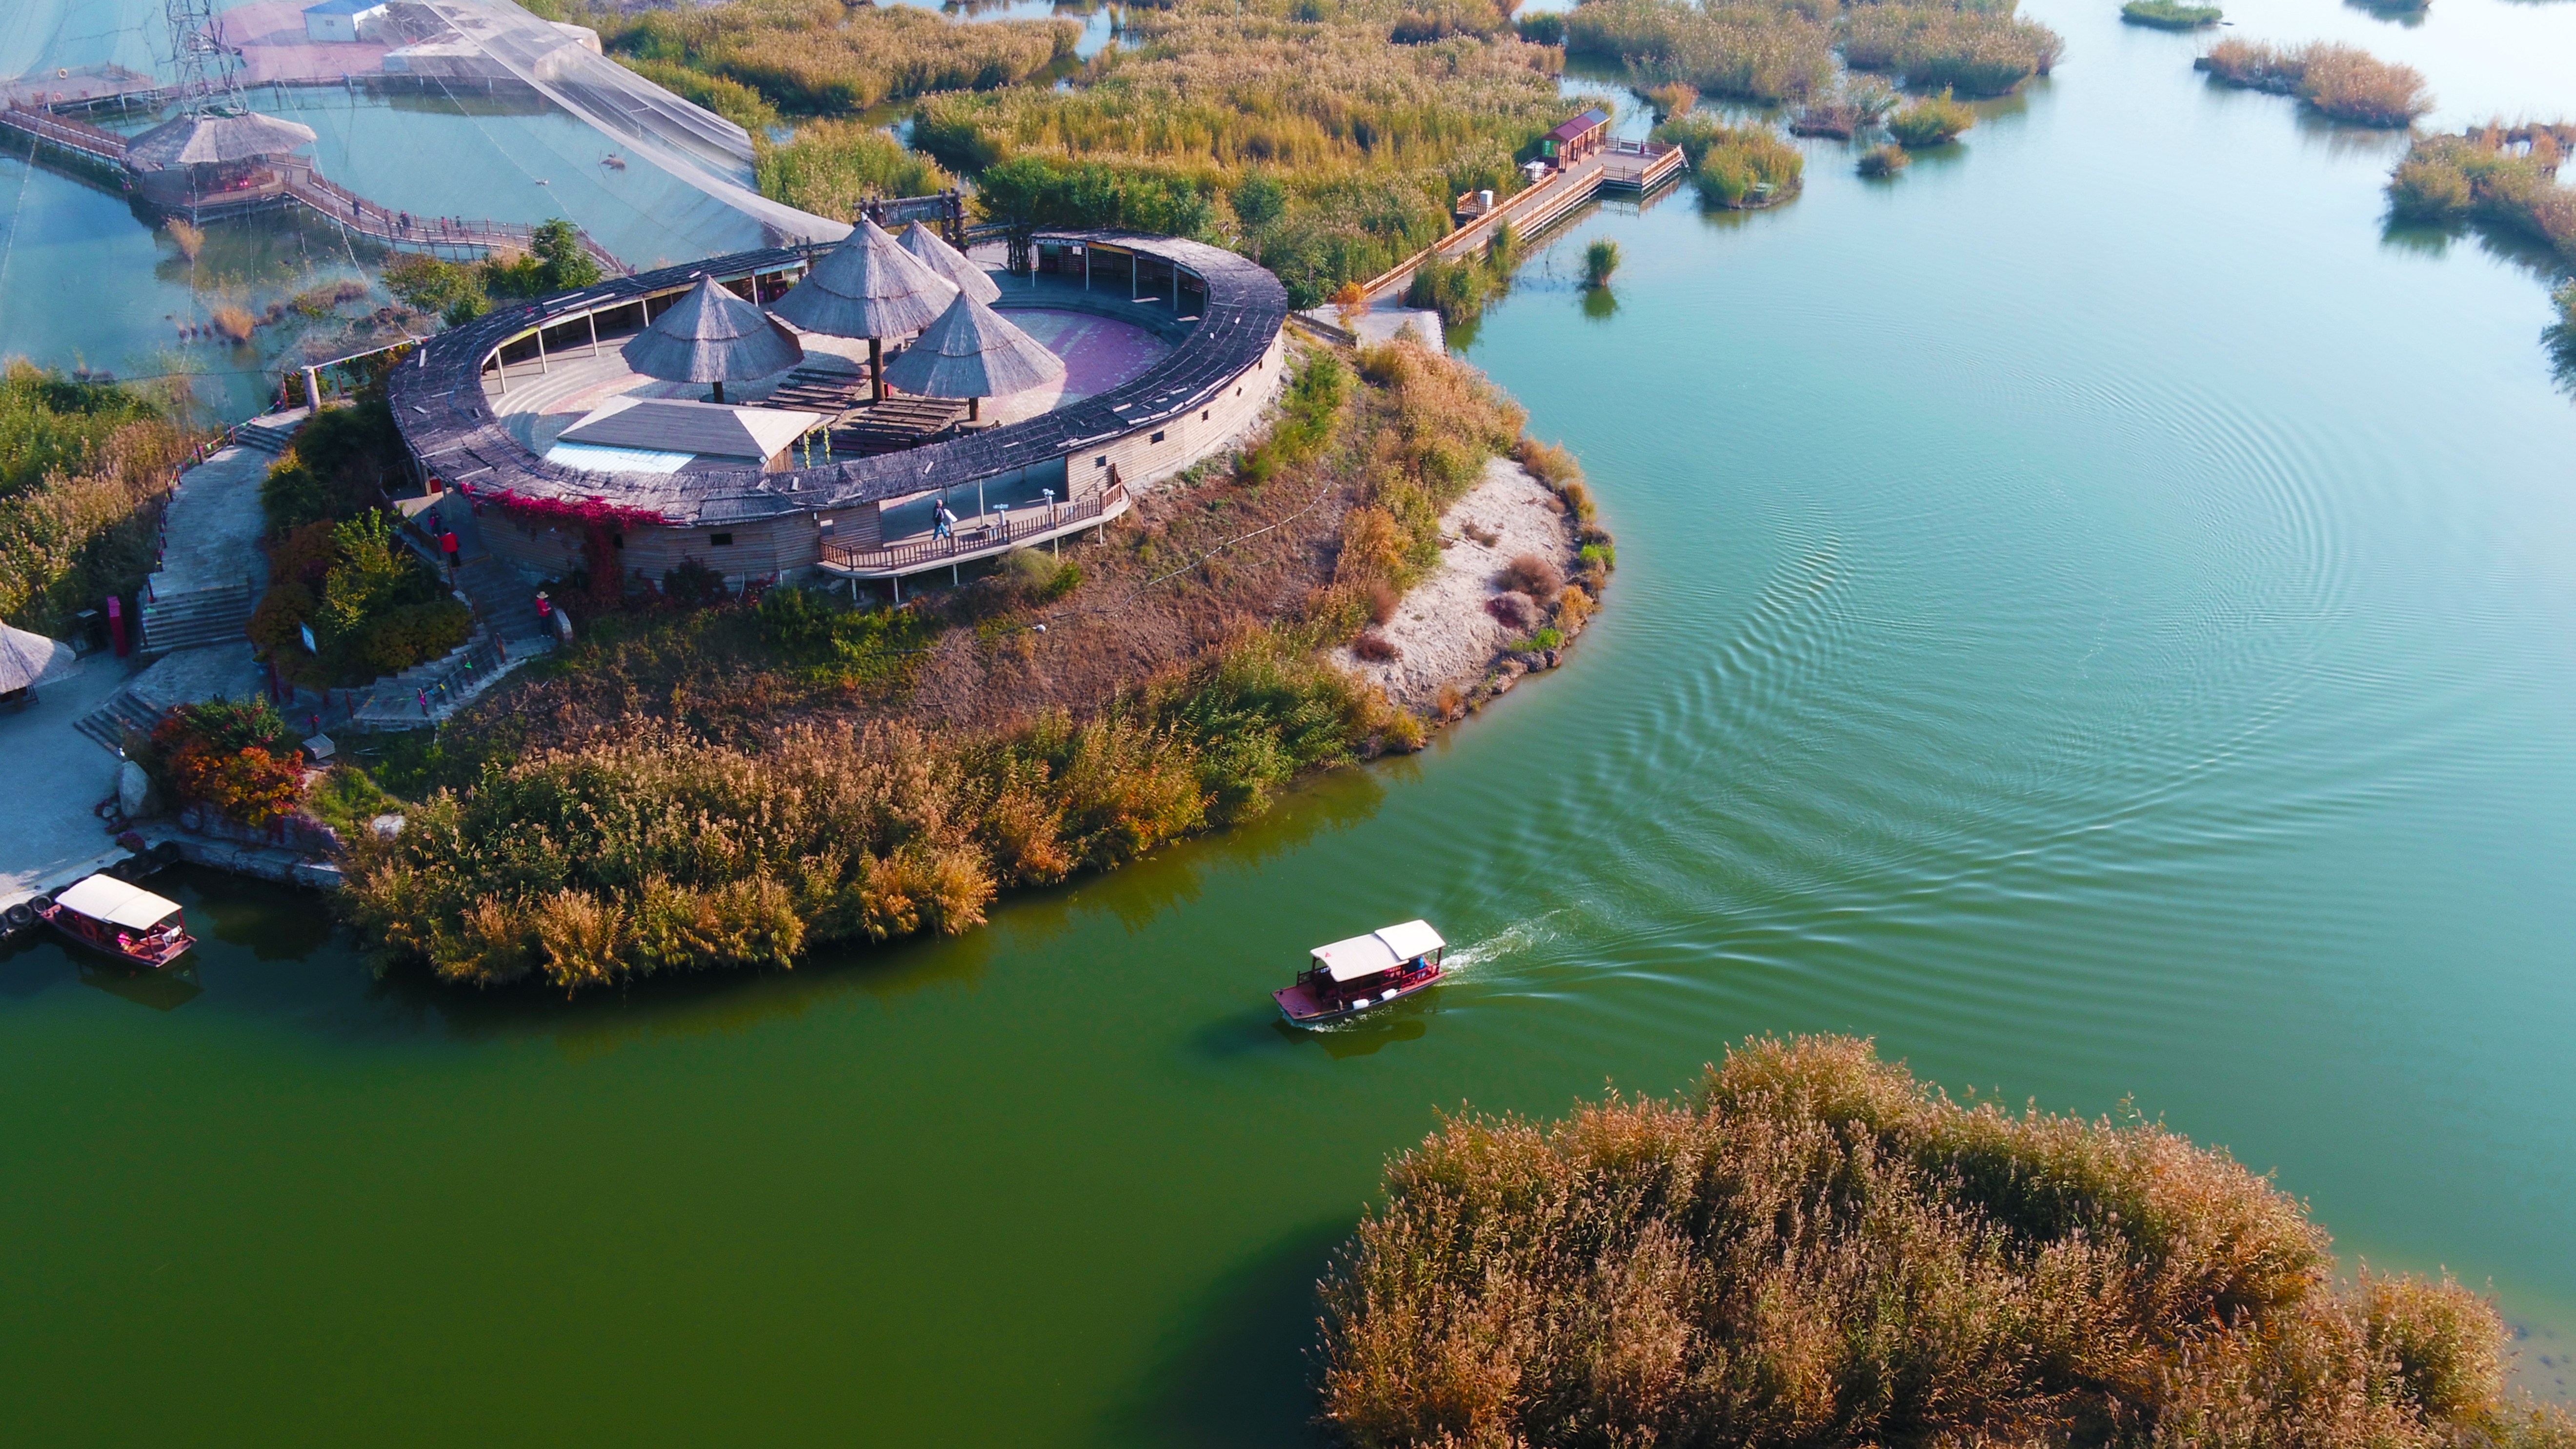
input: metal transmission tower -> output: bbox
[163,0,247,116]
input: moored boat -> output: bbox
[35,874,195,968]
[1275,920,1446,1026]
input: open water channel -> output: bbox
[5,0,2576,1441]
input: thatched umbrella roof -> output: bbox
[622,275,803,387]
[881,291,1066,403]
[0,624,76,695]
[897,221,1001,305]
[769,218,957,340]
[124,110,318,172]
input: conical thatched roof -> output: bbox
[769,218,957,340]
[880,292,1066,401]
[622,275,804,384]
[0,624,76,695]
[897,221,1001,305]
[124,110,318,172]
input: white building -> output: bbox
[302,0,389,43]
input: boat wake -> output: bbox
[1442,909,1571,976]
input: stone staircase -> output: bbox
[140,580,256,656]
[229,407,311,456]
[348,622,543,728]
[72,686,163,752]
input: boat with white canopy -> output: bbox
[36,874,195,967]
[1274,920,1446,1026]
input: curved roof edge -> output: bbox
[388,231,1288,526]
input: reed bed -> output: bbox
[1858,141,1910,175]
[753,119,955,221]
[1888,89,1976,146]
[1319,1034,2576,1449]
[2196,39,2433,127]
[1839,4,2063,98]
[0,362,191,635]
[919,0,1571,307]
[1653,114,1806,207]
[2386,123,2576,262]
[603,0,1075,114]
[1565,0,1837,106]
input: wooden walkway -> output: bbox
[0,104,625,275]
[1358,139,1685,303]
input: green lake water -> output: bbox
[5,0,2576,1440]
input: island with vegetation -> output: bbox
[1320,1034,2576,1448]
[2194,38,2434,127]
[2122,0,2224,30]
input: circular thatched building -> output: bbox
[388,231,1289,591]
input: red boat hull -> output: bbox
[1274,966,1441,1026]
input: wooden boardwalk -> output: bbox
[1358,139,1685,303]
[0,104,625,275]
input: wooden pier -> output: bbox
[1357,138,1684,303]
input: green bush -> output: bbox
[1841,6,2063,97]
[257,398,404,534]
[1566,0,1836,105]
[756,585,941,684]
[1888,90,1977,147]
[1582,238,1621,287]
[0,362,188,634]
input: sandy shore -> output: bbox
[1331,455,1585,712]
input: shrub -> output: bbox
[208,305,256,343]
[604,0,1073,115]
[1859,141,1912,177]
[1888,90,1976,147]
[1351,629,1399,661]
[1499,551,1563,598]
[2123,0,2223,28]
[151,699,306,826]
[1319,1034,2576,1449]
[1582,237,1622,288]
[1655,114,1805,207]
[1554,584,1595,631]
[1515,11,1565,45]
[1485,591,1536,629]
[1366,579,1400,624]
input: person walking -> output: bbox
[439,526,463,580]
[933,500,956,541]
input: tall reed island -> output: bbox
[2194,38,2433,127]
[343,341,1608,992]
[2386,122,2576,389]
[1320,1034,2576,1449]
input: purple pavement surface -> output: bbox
[1011,311,1172,403]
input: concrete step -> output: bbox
[141,584,255,655]
[232,423,296,455]
[74,688,162,753]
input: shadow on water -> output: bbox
[1100,1218,1347,1449]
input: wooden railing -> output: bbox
[283,169,626,273]
[0,104,129,164]
[821,483,1126,575]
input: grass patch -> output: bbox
[2123,0,2224,28]
[753,120,954,222]
[2197,38,2433,127]
[1320,1033,2576,1449]
[1565,0,1836,106]
[600,0,1074,115]
[1582,238,1622,288]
